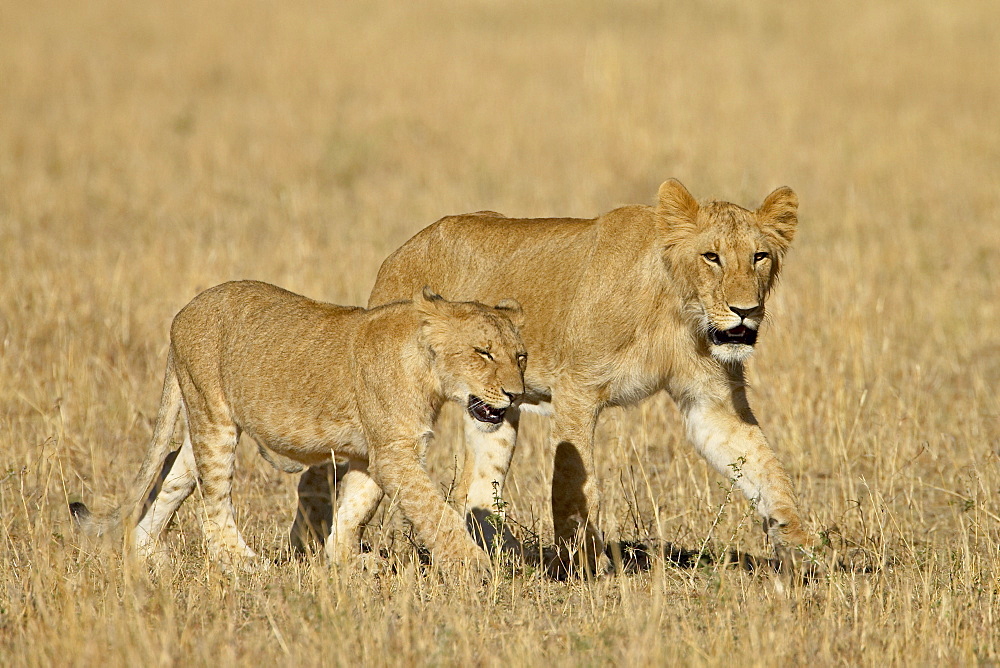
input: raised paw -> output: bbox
[763,515,809,549]
[763,515,826,579]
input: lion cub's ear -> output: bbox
[414,286,446,315]
[757,186,798,250]
[656,178,700,241]
[494,298,524,330]
[414,286,447,358]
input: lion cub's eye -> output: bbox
[753,251,770,263]
[702,252,721,264]
[475,347,494,361]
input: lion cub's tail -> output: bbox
[70,352,185,540]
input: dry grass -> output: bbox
[2,0,999,665]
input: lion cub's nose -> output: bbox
[729,305,760,320]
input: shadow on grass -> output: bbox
[280,532,884,584]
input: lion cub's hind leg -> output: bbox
[181,394,259,569]
[290,462,342,553]
[325,461,384,564]
[134,432,198,559]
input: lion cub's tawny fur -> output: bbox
[75,280,527,573]
[298,179,811,575]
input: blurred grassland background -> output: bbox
[1,0,999,665]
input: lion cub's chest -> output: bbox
[602,358,668,407]
[597,320,693,407]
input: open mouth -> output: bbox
[708,325,758,346]
[468,396,507,424]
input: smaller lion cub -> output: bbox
[73,280,527,575]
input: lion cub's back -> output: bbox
[168,280,365,385]
[369,213,597,309]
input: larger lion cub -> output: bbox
[74,280,527,573]
[299,179,813,576]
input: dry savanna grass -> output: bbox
[2,0,999,665]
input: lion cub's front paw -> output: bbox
[434,543,493,584]
[221,554,272,575]
[203,543,268,575]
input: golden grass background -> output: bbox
[2,0,998,664]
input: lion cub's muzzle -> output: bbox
[467,395,509,425]
[708,324,759,347]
